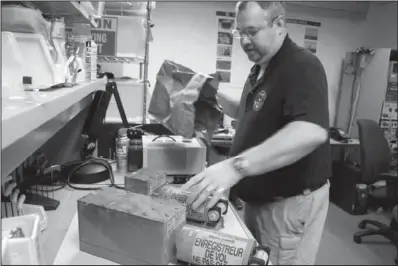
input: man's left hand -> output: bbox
[181,159,243,211]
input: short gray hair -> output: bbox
[235,1,286,19]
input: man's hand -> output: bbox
[181,159,244,211]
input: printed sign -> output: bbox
[191,231,248,265]
[216,71,231,83]
[286,18,321,54]
[216,60,232,71]
[65,17,118,56]
[216,11,234,83]
[286,18,321,27]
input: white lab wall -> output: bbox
[335,3,397,135]
[363,2,398,49]
[104,2,396,127]
[351,49,391,138]
[100,16,145,79]
[148,2,367,125]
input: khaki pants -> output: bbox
[244,181,330,265]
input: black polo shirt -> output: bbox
[230,35,332,204]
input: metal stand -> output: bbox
[142,1,154,124]
[82,73,129,158]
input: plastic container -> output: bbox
[353,184,368,215]
[115,128,130,173]
[1,32,24,93]
[1,6,48,36]
[51,18,67,84]
[2,237,9,265]
[85,39,92,82]
[21,204,48,232]
[72,23,91,83]
[12,32,56,87]
[91,41,98,81]
[1,214,44,265]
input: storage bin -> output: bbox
[22,204,48,232]
[1,214,43,265]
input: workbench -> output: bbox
[39,169,254,265]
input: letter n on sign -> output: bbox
[91,17,118,56]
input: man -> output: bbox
[182,1,331,265]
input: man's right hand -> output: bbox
[217,89,240,119]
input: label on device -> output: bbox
[159,185,207,222]
[191,231,248,265]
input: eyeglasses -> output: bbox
[232,16,280,39]
[232,26,267,39]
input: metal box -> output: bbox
[77,187,186,265]
[142,135,206,176]
[124,168,167,195]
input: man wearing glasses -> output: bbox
[182,1,331,265]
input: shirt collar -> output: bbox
[249,34,293,77]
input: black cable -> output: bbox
[20,157,124,193]
[65,157,124,191]
[32,181,67,193]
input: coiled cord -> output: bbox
[65,157,125,191]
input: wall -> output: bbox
[351,49,391,137]
[341,2,396,137]
[148,2,366,125]
[100,16,145,79]
[335,49,392,137]
[363,2,398,49]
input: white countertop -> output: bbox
[2,78,106,150]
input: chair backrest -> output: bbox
[357,119,392,184]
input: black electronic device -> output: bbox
[69,73,130,185]
[63,161,109,185]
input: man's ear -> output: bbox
[274,16,285,28]
[273,16,286,35]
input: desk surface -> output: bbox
[41,170,253,265]
[212,136,360,148]
[329,138,360,146]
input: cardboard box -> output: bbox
[124,168,167,195]
[77,187,186,265]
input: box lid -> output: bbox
[78,187,185,223]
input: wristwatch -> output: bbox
[231,156,250,177]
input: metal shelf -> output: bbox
[2,79,107,178]
[97,55,144,64]
[31,1,100,27]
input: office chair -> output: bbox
[353,119,398,264]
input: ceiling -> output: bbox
[103,2,148,17]
[102,1,371,20]
[287,1,370,20]
[289,2,370,13]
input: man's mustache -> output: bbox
[244,46,255,52]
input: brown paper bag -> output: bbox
[149,60,223,142]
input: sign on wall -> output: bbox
[65,17,118,56]
[286,19,321,54]
[215,11,235,83]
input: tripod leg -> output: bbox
[110,82,129,128]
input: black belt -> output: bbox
[273,180,328,201]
